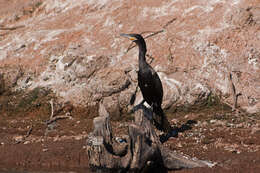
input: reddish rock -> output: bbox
[0,0,260,114]
[88,67,130,98]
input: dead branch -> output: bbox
[144,30,164,39]
[46,115,71,125]
[125,30,165,53]
[45,99,71,125]
[25,125,33,138]
[228,72,241,112]
[14,124,33,144]
[228,72,236,111]
[124,18,176,54]
[49,99,54,119]
[163,18,177,29]
[86,103,214,172]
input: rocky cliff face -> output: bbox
[0,0,260,115]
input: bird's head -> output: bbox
[120,33,147,53]
[120,33,146,46]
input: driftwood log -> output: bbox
[86,103,215,172]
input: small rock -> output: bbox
[251,127,260,134]
[231,150,241,154]
[176,142,183,148]
[226,123,235,128]
[74,136,82,140]
[184,113,199,120]
[23,141,30,145]
[236,123,243,128]
[53,136,59,142]
[201,121,208,127]
[0,142,4,145]
[247,123,252,127]
[203,145,208,150]
[13,136,23,142]
[42,148,48,152]
[171,118,178,124]
[215,120,226,126]
[43,76,49,81]
[210,120,216,124]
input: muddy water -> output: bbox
[0,168,91,173]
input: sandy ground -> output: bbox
[0,89,259,173]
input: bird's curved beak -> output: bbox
[120,33,137,41]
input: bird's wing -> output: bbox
[139,65,163,106]
[151,70,163,104]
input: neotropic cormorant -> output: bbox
[120,33,172,133]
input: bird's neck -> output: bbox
[137,42,147,69]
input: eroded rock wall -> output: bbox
[0,0,260,114]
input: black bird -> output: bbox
[120,33,172,133]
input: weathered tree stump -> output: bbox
[86,103,215,172]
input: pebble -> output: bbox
[176,142,183,148]
[232,150,241,154]
[171,118,178,124]
[215,120,226,126]
[23,141,30,145]
[226,123,235,128]
[251,127,260,134]
[53,136,59,142]
[184,113,199,120]
[13,136,23,142]
[210,120,216,124]
[201,121,208,127]
[74,136,82,140]
[236,123,243,128]
[203,145,208,150]
[42,148,48,152]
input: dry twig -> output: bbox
[49,99,54,119]
[46,115,71,125]
[125,30,165,53]
[124,18,176,56]
[163,18,177,29]
[228,72,241,112]
[14,124,33,144]
[45,99,71,125]
[25,125,33,138]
